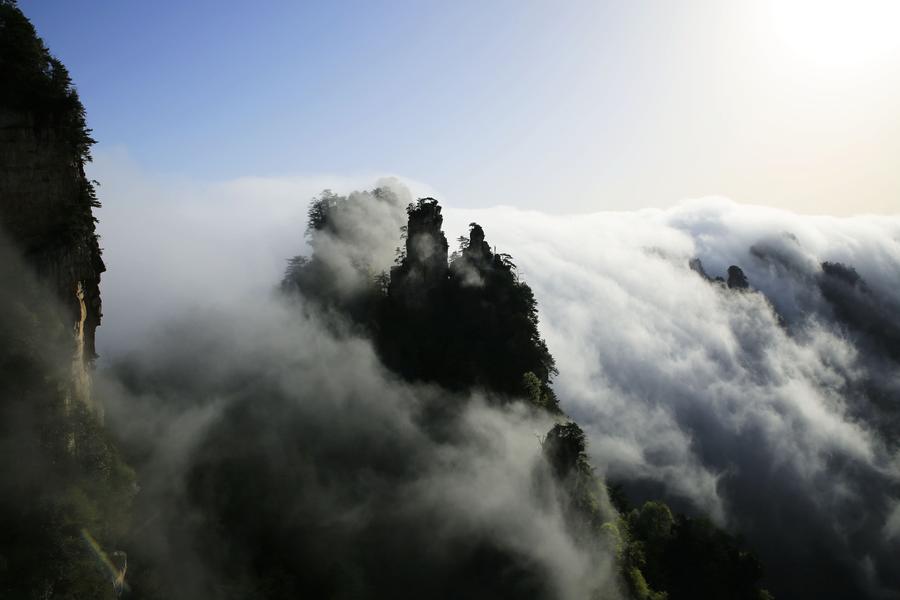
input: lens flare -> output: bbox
[80,528,128,597]
[770,0,900,67]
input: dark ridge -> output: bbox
[688,259,751,291]
[819,261,900,362]
[380,201,557,401]
[727,265,749,290]
[0,0,104,363]
[0,5,133,598]
[689,257,711,280]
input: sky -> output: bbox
[20,0,900,214]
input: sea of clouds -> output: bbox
[91,152,900,598]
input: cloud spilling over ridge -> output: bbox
[444,198,900,599]
[91,157,900,598]
[90,156,622,598]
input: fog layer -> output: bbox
[445,198,900,598]
[92,161,900,598]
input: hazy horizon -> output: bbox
[21,0,900,216]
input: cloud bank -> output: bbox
[97,291,619,599]
[445,199,900,599]
[91,156,621,599]
[91,157,900,598]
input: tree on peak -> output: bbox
[543,421,591,480]
[464,222,490,257]
[305,189,341,233]
[0,1,95,164]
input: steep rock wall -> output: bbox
[0,109,103,409]
[0,3,104,411]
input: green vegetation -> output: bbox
[0,0,95,164]
[0,249,134,599]
[0,0,100,251]
[1,3,125,597]
[614,499,772,600]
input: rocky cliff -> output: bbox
[388,197,449,305]
[0,7,134,599]
[1,1,104,410]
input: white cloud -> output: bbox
[90,159,900,596]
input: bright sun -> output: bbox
[770,0,900,67]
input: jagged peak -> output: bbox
[388,198,450,302]
[689,257,710,280]
[689,258,751,291]
[462,222,492,263]
[404,198,448,256]
[821,260,866,290]
[406,197,443,231]
[727,265,749,290]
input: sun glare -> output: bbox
[770,0,900,67]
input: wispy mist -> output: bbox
[97,294,619,599]
[92,158,900,599]
[446,198,900,598]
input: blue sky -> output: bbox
[19,1,900,214]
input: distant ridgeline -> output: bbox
[283,188,775,600]
[690,252,900,438]
[0,2,133,598]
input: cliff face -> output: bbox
[0,8,134,598]
[0,4,104,410]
